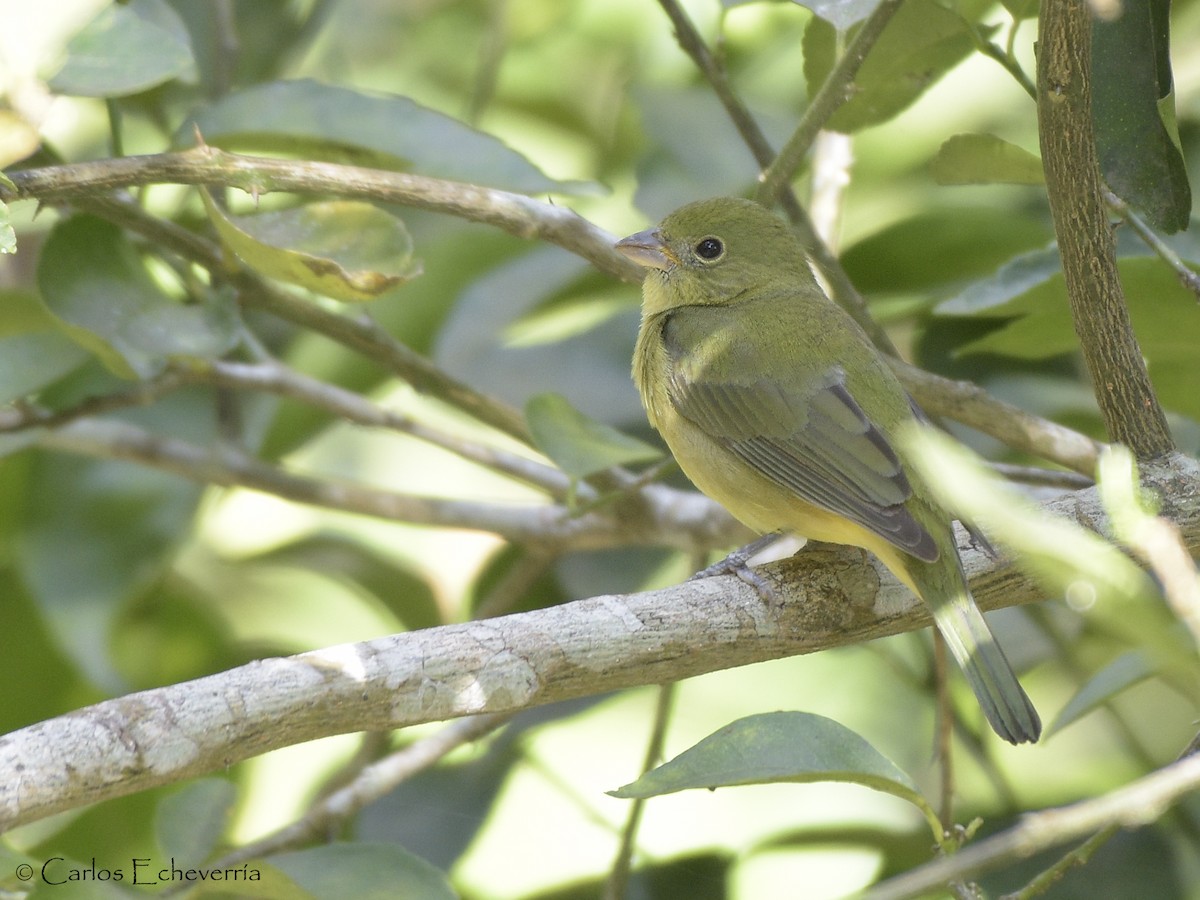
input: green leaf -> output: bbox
[201,191,421,303]
[804,0,984,133]
[1047,651,1155,736]
[899,424,1200,682]
[156,779,237,868]
[49,0,195,98]
[945,255,1200,421]
[180,79,589,194]
[1092,0,1191,232]
[260,843,458,900]
[526,392,661,479]
[997,0,1038,20]
[936,245,1062,315]
[931,133,1044,185]
[899,423,1155,602]
[609,712,943,841]
[0,291,90,403]
[841,207,1054,294]
[37,215,242,379]
[435,246,645,423]
[16,452,204,691]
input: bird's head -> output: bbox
[615,197,818,312]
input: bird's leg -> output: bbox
[688,532,782,599]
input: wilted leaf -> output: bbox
[49,0,194,97]
[38,215,242,379]
[931,133,1044,185]
[526,392,661,479]
[180,79,590,194]
[201,191,421,302]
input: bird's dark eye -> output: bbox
[694,237,724,260]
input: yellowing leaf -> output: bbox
[202,192,421,302]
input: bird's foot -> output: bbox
[689,533,781,601]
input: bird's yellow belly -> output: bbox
[662,415,866,542]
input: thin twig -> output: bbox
[967,20,1037,99]
[206,714,512,872]
[76,194,534,444]
[865,751,1200,900]
[176,359,582,501]
[604,683,676,900]
[14,152,1108,475]
[0,373,187,432]
[755,0,905,206]
[33,416,742,553]
[1000,824,1120,899]
[990,463,1093,490]
[891,359,1104,476]
[1103,188,1200,301]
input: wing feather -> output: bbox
[663,315,938,562]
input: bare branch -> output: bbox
[891,359,1105,476]
[32,416,747,553]
[79,194,534,445]
[11,151,1097,474]
[2,147,643,284]
[175,359,581,501]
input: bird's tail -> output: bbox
[937,595,1041,743]
[903,554,1041,744]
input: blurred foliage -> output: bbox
[1,0,1199,898]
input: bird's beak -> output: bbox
[615,228,678,271]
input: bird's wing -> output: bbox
[663,319,939,562]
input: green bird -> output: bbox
[616,197,1041,744]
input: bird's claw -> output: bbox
[688,535,780,601]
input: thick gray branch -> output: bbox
[3,454,1197,833]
